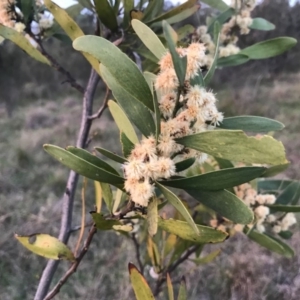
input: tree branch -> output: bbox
[88,86,110,120]
[34,69,100,300]
[131,233,144,275]
[44,224,97,300]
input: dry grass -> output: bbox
[0,73,299,299]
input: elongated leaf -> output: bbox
[146,0,197,25]
[208,8,235,32]
[218,116,284,132]
[204,22,220,85]
[177,277,187,300]
[175,158,195,172]
[161,167,265,190]
[163,21,187,86]
[190,249,221,265]
[266,234,294,257]
[153,5,200,26]
[66,146,120,175]
[94,181,102,212]
[276,182,300,205]
[142,0,164,22]
[91,212,122,229]
[132,19,166,60]
[94,0,118,31]
[44,144,124,185]
[15,233,75,261]
[156,182,199,235]
[157,218,227,243]
[176,130,287,165]
[65,3,84,18]
[101,65,156,137]
[279,230,293,240]
[123,0,134,28]
[147,197,158,236]
[73,35,154,111]
[258,179,293,192]
[240,37,297,60]
[121,132,135,158]
[129,263,155,300]
[95,147,127,164]
[0,25,50,65]
[186,189,253,224]
[200,0,229,12]
[153,89,161,141]
[247,230,293,257]
[167,273,175,300]
[190,71,205,87]
[214,157,234,169]
[249,18,275,31]
[262,163,289,178]
[108,100,138,144]
[177,24,195,41]
[44,0,100,74]
[267,205,300,212]
[164,234,177,257]
[217,54,249,67]
[100,182,113,213]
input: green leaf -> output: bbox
[144,72,157,93]
[276,182,300,205]
[101,65,156,137]
[217,54,250,67]
[66,146,120,175]
[132,19,166,60]
[163,21,187,86]
[247,230,294,257]
[147,197,158,236]
[167,273,175,300]
[44,0,100,74]
[157,218,228,243]
[200,0,229,12]
[278,231,293,240]
[261,163,289,178]
[214,157,234,169]
[123,0,134,29]
[153,89,161,141]
[177,277,187,300]
[91,212,122,230]
[204,22,220,85]
[121,132,135,158]
[65,3,84,19]
[44,144,124,186]
[73,35,154,111]
[142,0,164,22]
[190,71,205,87]
[267,205,300,212]
[95,147,127,164]
[146,0,198,25]
[161,167,265,191]
[218,116,285,132]
[128,263,155,300]
[19,0,34,24]
[108,100,138,144]
[156,182,200,235]
[175,158,195,172]
[240,37,297,60]
[176,130,287,165]
[186,189,254,224]
[94,0,118,31]
[208,8,235,32]
[257,179,294,192]
[100,182,114,213]
[190,249,221,265]
[177,25,195,41]
[249,18,275,31]
[266,234,294,257]
[0,25,50,65]
[15,233,75,261]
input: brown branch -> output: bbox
[44,224,97,300]
[34,69,100,300]
[88,86,110,120]
[131,233,144,275]
[153,245,199,297]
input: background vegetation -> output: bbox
[1,0,300,299]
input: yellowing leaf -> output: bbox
[15,233,75,261]
[147,197,158,236]
[128,263,155,300]
[113,224,133,232]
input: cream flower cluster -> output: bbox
[235,183,296,234]
[123,43,223,207]
[0,0,16,28]
[193,0,257,62]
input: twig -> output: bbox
[153,245,199,297]
[69,222,93,233]
[88,86,110,120]
[34,69,100,300]
[131,233,144,275]
[44,224,97,300]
